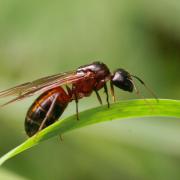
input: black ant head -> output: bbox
[111,69,133,92]
[111,68,158,101]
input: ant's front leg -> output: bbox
[110,80,116,102]
[104,83,110,108]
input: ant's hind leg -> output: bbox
[72,85,79,120]
[59,134,64,141]
[104,83,110,108]
[37,94,59,133]
[94,90,103,105]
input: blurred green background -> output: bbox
[0,0,180,179]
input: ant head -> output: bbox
[111,69,158,101]
[111,69,134,92]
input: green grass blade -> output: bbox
[0,99,180,165]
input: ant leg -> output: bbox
[104,83,110,108]
[75,95,79,120]
[94,90,103,105]
[66,85,72,97]
[59,134,64,141]
[72,85,79,120]
[37,94,58,133]
[110,81,116,103]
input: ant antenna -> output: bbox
[131,75,159,102]
[130,79,152,108]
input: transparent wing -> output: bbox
[0,71,89,107]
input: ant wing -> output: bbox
[0,70,90,107]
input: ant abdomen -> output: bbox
[25,87,70,137]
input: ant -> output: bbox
[0,62,157,137]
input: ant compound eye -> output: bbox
[111,69,133,92]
